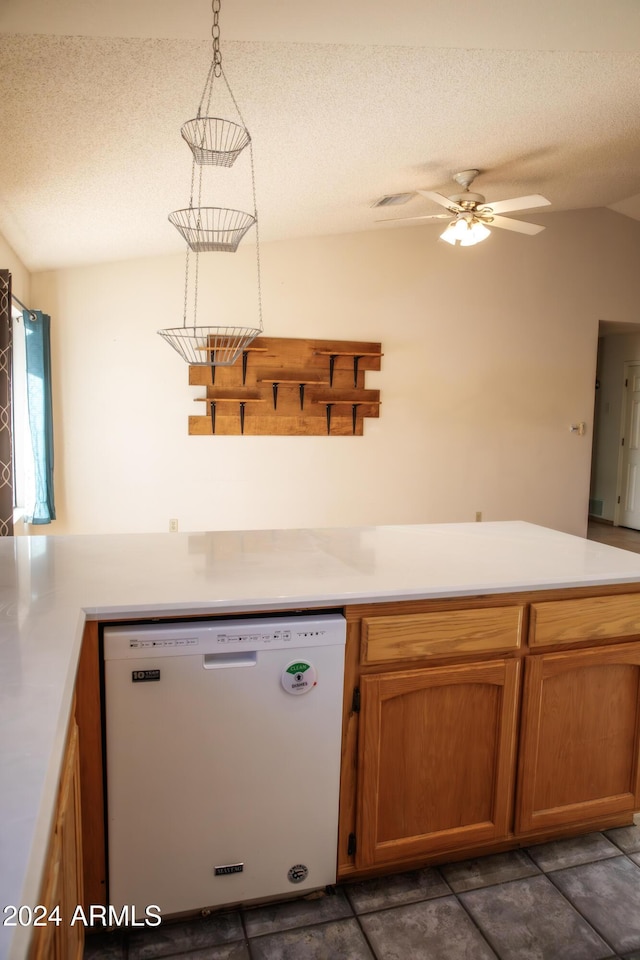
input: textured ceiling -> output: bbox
[1,0,640,271]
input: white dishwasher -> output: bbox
[103,613,346,917]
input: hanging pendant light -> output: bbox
[440,215,491,247]
[158,0,263,367]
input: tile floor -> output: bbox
[84,521,640,960]
[85,823,640,960]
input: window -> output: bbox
[11,304,36,521]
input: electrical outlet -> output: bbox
[169,519,179,533]
[475,511,482,522]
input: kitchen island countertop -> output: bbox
[5,520,640,959]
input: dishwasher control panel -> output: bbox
[103,613,346,660]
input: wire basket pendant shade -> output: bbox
[169,207,256,252]
[158,325,262,366]
[181,117,250,167]
[181,52,252,167]
[159,0,263,368]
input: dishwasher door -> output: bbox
[103,614,346,917]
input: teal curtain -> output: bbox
[23,310,55,524]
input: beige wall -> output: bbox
[1,233,30,302]
[31,208,640,537]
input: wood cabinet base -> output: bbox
[29,713,84,960]
[337,811,635,882]
[340,590,640,884]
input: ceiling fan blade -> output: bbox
[375,213,450,223]
[489,215,545,235]
[416,190,464,212]
[483,194,550,215]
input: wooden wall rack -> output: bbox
[189,336,382,436]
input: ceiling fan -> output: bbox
[376,170,551,246]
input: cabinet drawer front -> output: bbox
[361,606,523,664]
[530,593,640,649]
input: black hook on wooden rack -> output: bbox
[351,403,360,435]
[325,403,334,435]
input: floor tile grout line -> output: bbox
[451,889,504,960]
[242,911,379,960]
[341,882,453,918]
[242,913,363,942]
[603,835,640,858]
[239,905,257,960]
[440,866,543,896]
[542,867,619,957]
[351,907,385,960]
[529,856,620,876]
[540,850,632,878]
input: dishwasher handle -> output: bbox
[203,651,257,669]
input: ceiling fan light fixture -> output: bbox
[462,220,491,246]
[453,217,471,240]
[440,226,457,245]
[440,217,490,247]
[408,171,550,246]
[440,217,468,244]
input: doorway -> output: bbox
[590,325,640,530]
[617,362,640,529]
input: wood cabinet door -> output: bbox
[516,642,640,834]
[30,720,84,960]
[356,658,520,868]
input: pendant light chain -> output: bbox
[197,60,216,119]
[249,141,263,327]
[197,0,222,118]
[182,245,190,323]
[161,0,264,366]
[188,149,197,207]
[212,0,222,78]
[193,249,200,323]
[220,68,248,133]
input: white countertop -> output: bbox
[5,520,640,958]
